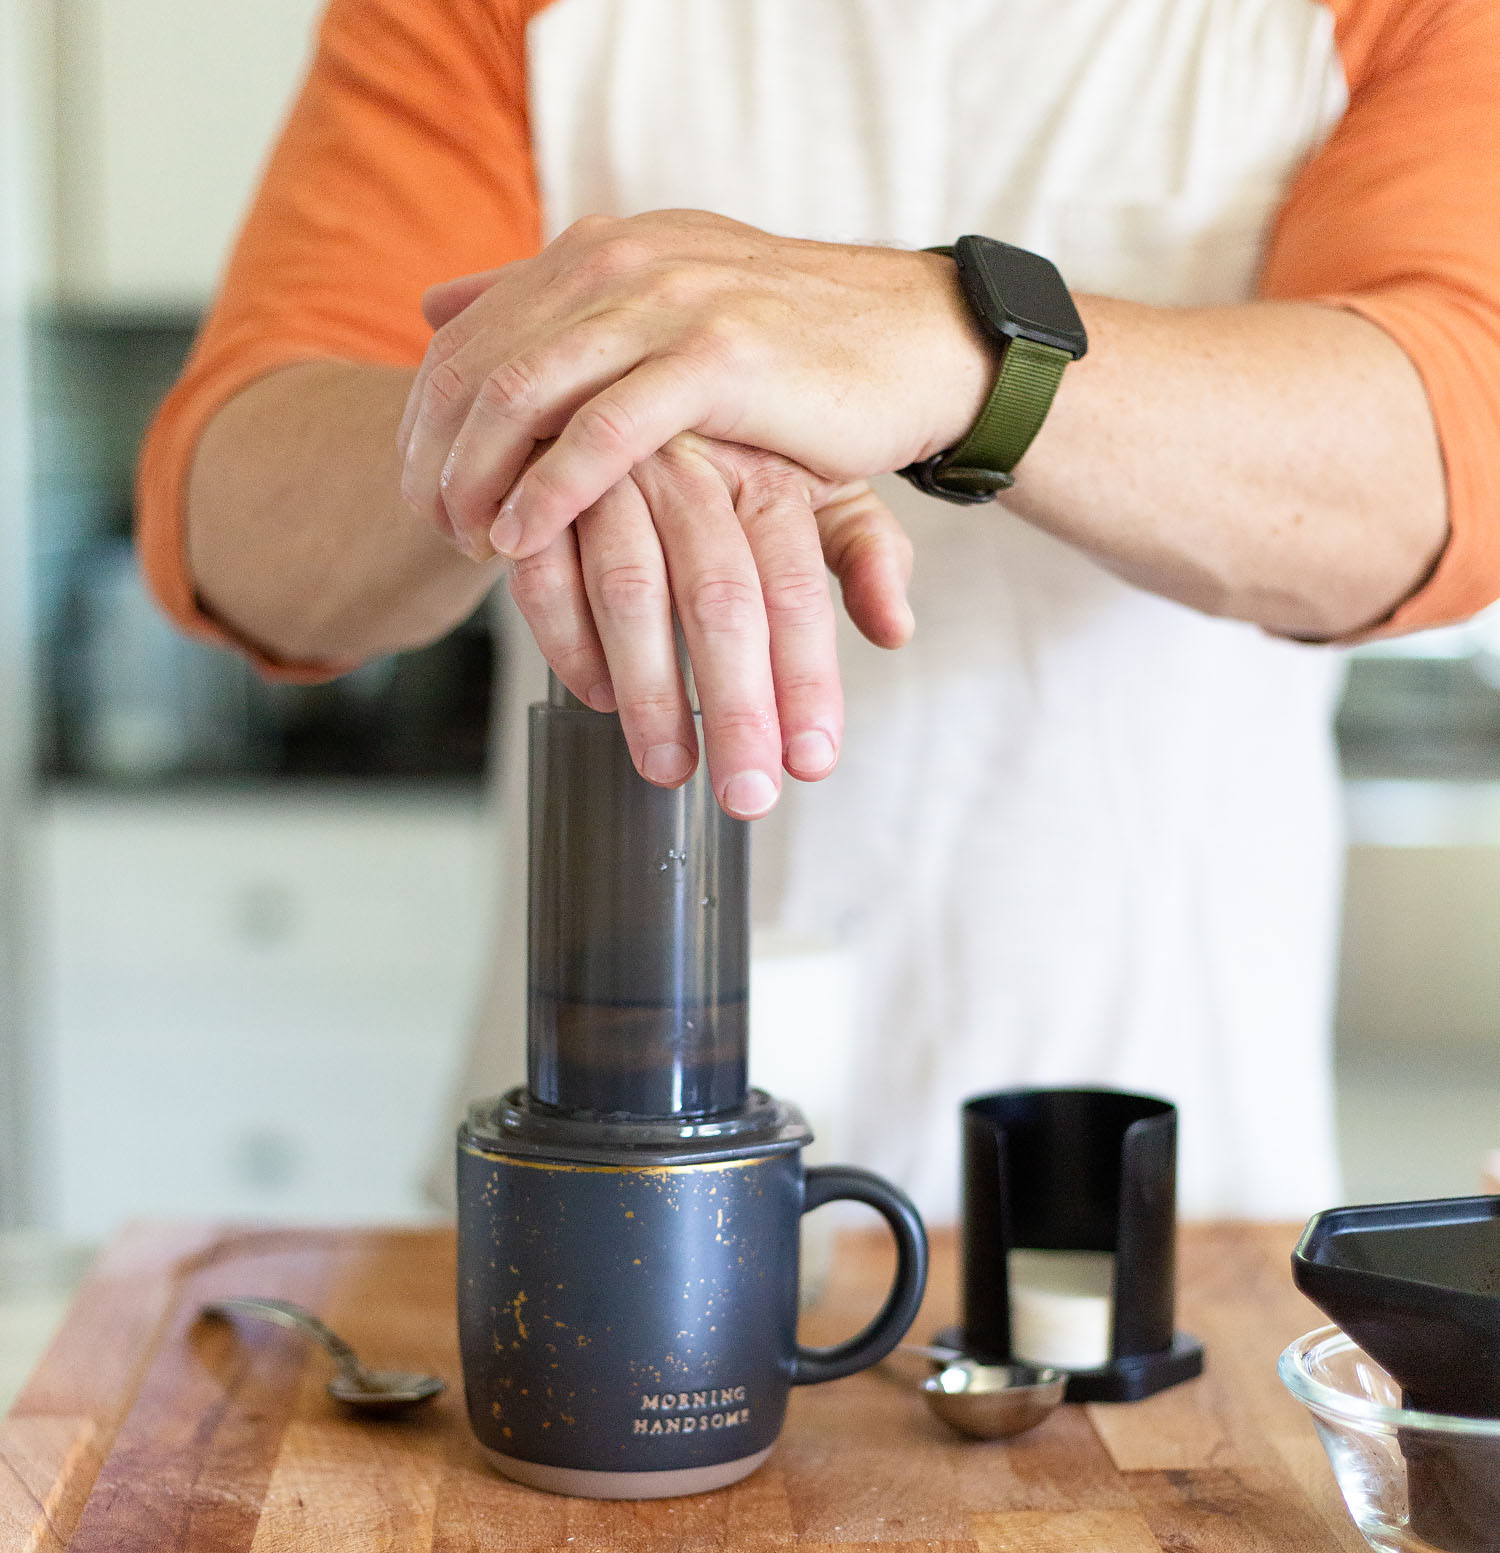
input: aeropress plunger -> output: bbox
[1293,1196,1500,1552]
[455,675,927,1499]
[525,671,749,1118]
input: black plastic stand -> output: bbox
[938,1088,1204,1404]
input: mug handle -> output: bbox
[792,1164,929,1385]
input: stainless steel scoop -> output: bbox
[202,1297,446,1415]
[885,1343,1067,1439]
[920,1358,1068,1439]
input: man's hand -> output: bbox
[509,433,912,818]
[184,220,1447,797]
[396,210,993,564]
[407,248,921,817]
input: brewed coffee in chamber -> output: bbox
[528,992,748,1118]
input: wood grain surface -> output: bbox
[1,1222,1362,1552]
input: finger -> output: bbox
[732,463,843,781]
[816,485,916,648]
[437,316,657,558]
[634,448,782,819]
[398,253,555,460]
[409,215,636,447]
[398,306,482,464]
[576,481,698,787]
[506,526,617,713]
[491,351,736,561]
[399,340,486,539]
[422,268,507,331]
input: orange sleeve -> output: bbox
[1261,0,1500,637]
[135,0,547,679]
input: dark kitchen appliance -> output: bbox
[456,679,928,1499]
[1293,1196,1500,1552]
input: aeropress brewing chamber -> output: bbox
[525,673,748,1119]
[456,677,927,1499]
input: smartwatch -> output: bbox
[899,236,1087,504]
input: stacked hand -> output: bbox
[398,211,993,817]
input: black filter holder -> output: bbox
[1292,1196,1500,1418]
[939,1088,1204,1403]
[1293,1197,1500,1553]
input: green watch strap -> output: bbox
[931,335,1070,499]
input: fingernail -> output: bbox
[490,516,523,556]
[642,742,694,785]
[722,770,778,818]
[785,729,836,777]
[489,488,525,557]
[399,426,422,509]
[461,529,494,563]
[588,682,617,713]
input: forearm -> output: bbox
[398,217,1450,646]
[186,361,503,666]
[1005,296,1449,640]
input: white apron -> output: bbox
[439,0,1352,1220]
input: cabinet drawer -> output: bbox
[37,792,490,985]
[33,791,495,1236]
[52,1016,462,1234]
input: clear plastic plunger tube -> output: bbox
[525,679,750,1119]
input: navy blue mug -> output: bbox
[457,1090,928,1498]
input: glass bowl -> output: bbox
[1279,1326,1500,1553]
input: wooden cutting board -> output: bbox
[1,1220,1365,1552]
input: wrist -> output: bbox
[902,240,1089,502]
[1004,290,1110,473]
[911,248,1002,460]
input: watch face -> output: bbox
[956,236,1088,359]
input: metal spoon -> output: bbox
[920,1358,1068,1440]
[202,1297,446,1415]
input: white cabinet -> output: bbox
[52,0,327,309]
[31,790,497,1236]
[2,2,41,1229]
[1339,780,1500,1063]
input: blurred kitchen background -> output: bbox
[2,0,1498,1403]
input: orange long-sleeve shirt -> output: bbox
[138,0,1500,675]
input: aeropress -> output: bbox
[1293,1196,1500,1553]
[456,675,928,1499]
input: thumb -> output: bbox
[814,484,915,649]
[421,268,507,330]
